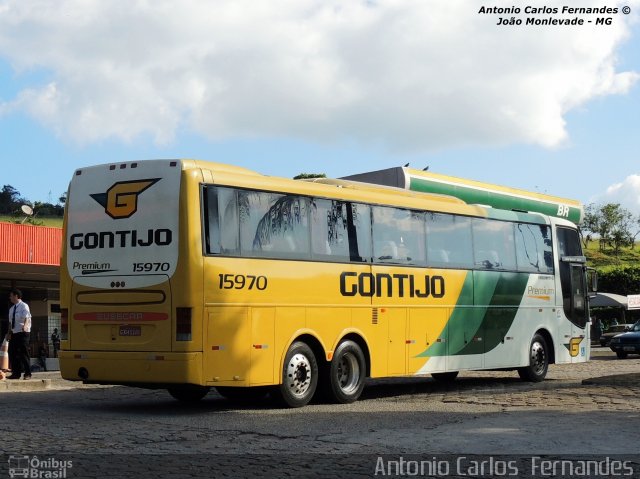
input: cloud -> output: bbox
[592,175,640,216]
[0,0,638,150]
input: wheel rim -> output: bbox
[530,341,546,375]
[335,351,361,394]
[285,353,312,398]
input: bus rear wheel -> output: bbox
[167,385,210,402]
[518,334,548,382]
[325,340,366,404]
[275,341,318,408]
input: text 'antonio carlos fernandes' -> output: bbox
[374,456,636,477]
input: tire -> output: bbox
[616,351,628,359]
[518,334,549,382]
[275,341,318,408]
[216,386,269,402]
[431,371,459,382]
[325,340,366,404]
[167,385,210,402]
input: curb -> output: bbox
[0,378,52,391]
[0,371,67,392]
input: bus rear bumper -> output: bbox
[59,351,203,387]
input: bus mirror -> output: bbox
[587,268,598,295]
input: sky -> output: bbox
[1,0,639,217]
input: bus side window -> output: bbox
[204,186,239,255]
[218,188,239,254]
[348,203,372,263]
[204,186,221,254]
[429,249,450,264]
[372,206,425,265]
[311,199,350,262]
[242,192,311,260]
[515,223,553,273]
[472,219,516,271]
[426,213,473,269]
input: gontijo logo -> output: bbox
[90,178,160,219]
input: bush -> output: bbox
[597,267,640,296]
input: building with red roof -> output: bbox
[0,222,62,362]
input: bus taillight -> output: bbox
[61,308,69,340]
[176,307,192,341]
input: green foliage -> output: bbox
[585,240,640,270]
[597,266,640,296]
[0,184,65,224]
[293,173,327,180]
[0,185,28,214]
[0,215,63,227]
[582,202,639,255]
[33,201,64,217]
[585,239,640,297]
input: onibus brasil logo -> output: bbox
[90,178,160,219]
[8,455,72,478]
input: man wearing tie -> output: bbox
[7,288,32,380]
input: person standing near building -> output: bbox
[7,288,32,380]
[51,328,61,358]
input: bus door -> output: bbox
[556,226,589,362]
[559,260,589,362]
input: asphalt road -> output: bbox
[1,347,638,478]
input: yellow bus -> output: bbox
[60,159,595,407]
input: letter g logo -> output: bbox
[91,179,160,219]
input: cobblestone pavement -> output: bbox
[434,352,640,412]
[0,348,638,478]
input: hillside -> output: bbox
[584,241,640,272]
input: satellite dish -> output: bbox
[20,204,34,223]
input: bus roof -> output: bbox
[341,166,584,225]
[73,160,553,226]
[304,177,466,205]
[180,160,550,225]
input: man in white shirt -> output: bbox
[7,288,32,380]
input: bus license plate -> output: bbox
[119,325,142,337]
[623,346,636,352]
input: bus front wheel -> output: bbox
[276,341,318,408]
[518,334,548,382]
[167,385,210,402]
[325,340,366,404]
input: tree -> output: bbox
[581,204,599,248]
[0,185,26,214]
[582,203,638,255]
[33,201,64,217]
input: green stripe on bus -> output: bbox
[419,272,476,357]
[409,177,583,224]
[457,272,529,355]
[419,272,530,357]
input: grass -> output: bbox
[584,240,640,271]
[0,215,63,228]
